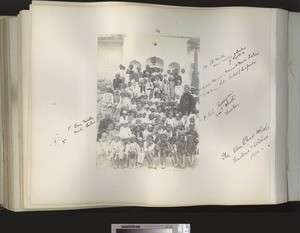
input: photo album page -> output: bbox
[24,3,286,208]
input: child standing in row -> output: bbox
[144,135,157,169]
[109,135,125,169]
[96,132,111,168]
[136,137,145,167]
[186,134,197,167]
[155,133,173,169]
[125,136,140,168]
[176,133,187,168]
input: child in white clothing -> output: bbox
[144,135,157,169]
[109,135,124,168]
[96,133,110,168]
[125,136,139,168]
[136,137,145,167]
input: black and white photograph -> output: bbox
[97,34,200,170]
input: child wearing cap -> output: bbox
[147,113,156,124]
[181,112,189,128]
[132,80,141,97]
[119,110,128,125]
[187,113,198,127]
[125,82,134,97]
[127,111,136,125]
[151,130,160,144]
[168,75,176,99]
[155,133,173,169]
[176,133,187,168]
[144,135,157,169]
[119,122,133,140]
[113,123,121,135]
[152,91,161,104]
[174,113,182,127]
[96,132,111,168]
[147,100,155,107]
[136,137,145,167]
[106,123,115,142]
[156,105,165,118]
[120,92,132,111]
[163,124,173,139]
[102,86,114,109]
[143,123,154,139]
[121,139,130,168]
[109,135,125,169]
[134,124,143,139]
[113,90,122,120]
[139,75,147,94]
[153,124,162,137]
[162,78,170,96]
[161,115,167,125]
[165,111,176,127]
[145,78,153,98]
[129,98,138,112]
[124,136,139,168]
[169,136,179,167]
[174,121,185,139]
[186,134,197,167]
[140,112,149,124]
[174,80,184,101]
[186,123,199,141]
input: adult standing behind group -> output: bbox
[97,113,114,140]
[113,73,123,89]
[179,85,196,116]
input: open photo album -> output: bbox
[0,1,300,211]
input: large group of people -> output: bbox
[97,63,200,169]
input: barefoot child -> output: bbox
[176,133,187,168]
[169,137,179,167]
[144,135,157,169]
[186,134,197,167]
[156,133,173,169]
[125,136,139,168]
[136,137,145,167]
[96,132,110,168]
[122,139,130,168]
[109,135,124,168]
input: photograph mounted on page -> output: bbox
[96,34,200,170]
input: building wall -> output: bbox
[97,36,123,82]
[123,34,191,72]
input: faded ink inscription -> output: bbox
[50,116,95,147]
[220,123,270,163]
[200,47,259,98]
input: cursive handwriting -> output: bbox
[200,46,260,98]
[200,92,239,121]
[221,152,231,160]
[220,123,270,163]
[223,123,270,163]
[233,47,246,60]
[50,116,96,147]
[51,134,68,147]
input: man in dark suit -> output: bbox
[113,73,122,90]
[97,113,114,140]
[179,85,195,116]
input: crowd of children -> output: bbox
[97,63,199,169]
